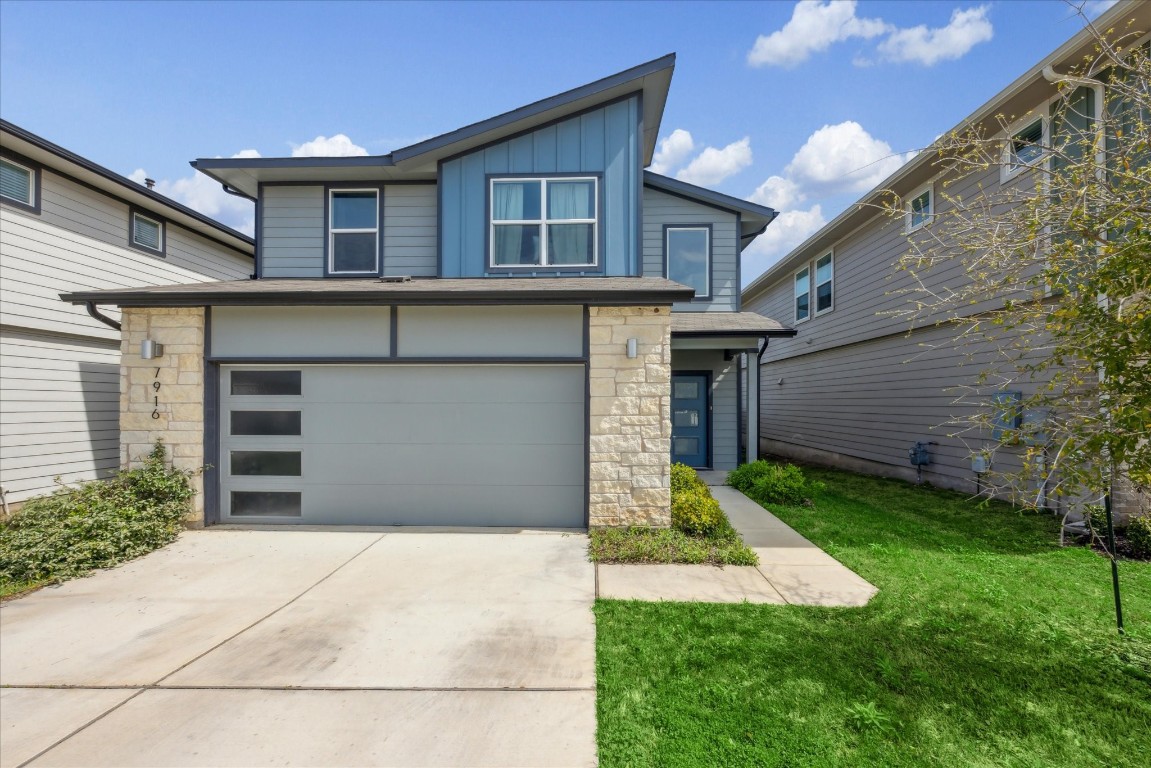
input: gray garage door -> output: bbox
[219,364,585,527]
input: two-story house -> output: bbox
[0,120,254,508]
[742,0,1149,517]
[62,55,795,529]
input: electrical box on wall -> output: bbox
[1021,407,1050,446]
[908,441,932,466]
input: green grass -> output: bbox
[589,517,757,566]
[596,467,1151,767]
[0,578,47,600]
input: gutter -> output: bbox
[85,301,121,331]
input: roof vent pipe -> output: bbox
[144,178,156,190]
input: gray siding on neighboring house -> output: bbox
[0,166,250,502]
[259,185,325,278]
[673,349,739,470]
[641,187,739,312]
[383,184,437,277]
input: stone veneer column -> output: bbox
[588,305,672,527]
[120,307,207,525]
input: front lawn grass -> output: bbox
[589,518,757,566]
[596,467,1151,767]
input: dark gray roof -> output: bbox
[671,311,794,337]
[62,277,695,308]
[1,119,254,256]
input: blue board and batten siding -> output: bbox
[260,184,437,278]
[439,95,640,278]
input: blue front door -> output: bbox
[671,373,709,468]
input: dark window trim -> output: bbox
[128,206,166,257]
[323,183,385,278]
[663,223,713,302]
[484,172,605,275]
[0,149,42,214]
[671,369,713,469]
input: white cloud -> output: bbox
[290,134,368,157]
[749,175,805,211]
[130,148,261,236]
[785,120,911,195]
[748,1,890,68]
[649,129,695,175]
[742,205,828,279]
[675,137,753,186]
[877,6,993,66]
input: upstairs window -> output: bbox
[490,177,597,268]
[0,156,37,211]
[906,185,933,232]
[130,210,165,255]
[1005,117,1046,178]
[666,226,710,299]
[794,266,811,323]
[814,252,833,314]
[329,189,379,274]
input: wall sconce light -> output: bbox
[141,339,164,360]
[777,377,784,386]
[626,338,638,359]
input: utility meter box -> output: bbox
[908,441,932,466]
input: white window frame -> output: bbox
[328,188,380,275]
[813,251,834,316]
[665,225,711,300]
[794,265,811,324]
[488,176,598,269]
[1001,114,1049,183]
[130,210,165,255]
[0,156,35,208]
[905,184,933,233]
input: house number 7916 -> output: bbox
[152,368,161,420]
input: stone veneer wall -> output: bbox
[120,307,207,524]
[588,305,672,527]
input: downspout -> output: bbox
[221,184,256,202]
[754,337,769,462]
[86,302,121,331]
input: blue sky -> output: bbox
[0,0,1117,282]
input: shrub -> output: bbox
[0,442,195,585]
[671,462,706,495]
[728,460,824,506]
[672,486,724,536]
[1128,515,1151,559]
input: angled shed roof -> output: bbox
[643,171,778,244]
[671,311,794,337]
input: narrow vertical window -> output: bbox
[666,226,710,299]
[906,186,933,232]
[814,252,833,314]
[329,189,379,274]
[0,157,35,208]
[794,266,810,323]
[130,210,165,255]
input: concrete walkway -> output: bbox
[1,531,596,767]
[597,471,877,607]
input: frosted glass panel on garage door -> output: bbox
[211,306,391,357]
[219,364,585,527]
[397,305,582,357]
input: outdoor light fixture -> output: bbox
[140,339,164,360]
[626,338,638,359]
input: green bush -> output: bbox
[727,460,825,506]
[1128,515,1151,559]
[672,486,724,536]
[670,462,706,495]
[0,442,195,585]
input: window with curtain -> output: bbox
[490,177,596,267]
[131,211,164,255]
[666,227,710,298]
[329,190,378,274]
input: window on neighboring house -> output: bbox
[1004,117,1046,178]
[666,226,710,299]
[814,252,833,314]
[329,189,379,274]
[794,266,810,323]
[490,177,597,268]
[906,185,933,232]
[130,210,164,255]
[0,156,36,210]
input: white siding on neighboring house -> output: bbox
[0,164,251,503]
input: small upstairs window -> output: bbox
[1003,117,1047,181]
[0,156,37,211]
[329,189,379,275]
[794,266,810,323]
[490,177,597,268]
[130,210,164,255]
[814,252,833,314]
[666,226,710,299]
[906,185,933,232]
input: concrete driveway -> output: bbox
[0,530,596,767]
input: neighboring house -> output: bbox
[0,120,254,507]
[742,1,1149,514]
[62,55,795,529]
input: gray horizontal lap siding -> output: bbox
[673,349,738,470]
[383,185,436,277]
[641,188,737,312]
